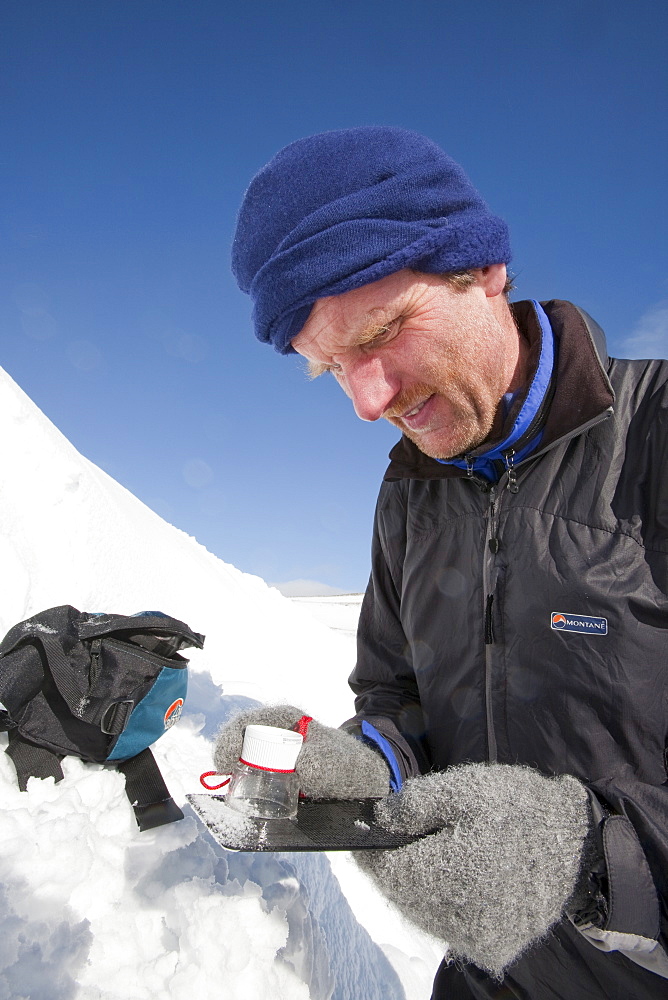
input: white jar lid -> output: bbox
[241,724,304,771]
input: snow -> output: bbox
[0,366,443,999]
[271,581,351,598]
[288,595,365,640]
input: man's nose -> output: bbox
[340,356,400,422]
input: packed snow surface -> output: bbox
[0,367,443,1000]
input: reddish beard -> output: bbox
[383,381,498,460]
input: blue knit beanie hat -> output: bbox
[232,126,511,354]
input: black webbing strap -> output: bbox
[117,747,184,832]
[5,730,64,790]
[38,633,89,710]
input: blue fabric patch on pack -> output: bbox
[360,720,403,792]
[108,666,188,761]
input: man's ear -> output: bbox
[475,263,507,298]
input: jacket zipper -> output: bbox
[503,449,519,494]
[481,452,518,761]
[474,408,613,763]
[482,484,501,762]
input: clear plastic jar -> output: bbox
[226,762,300,819]
[225,724,303,820]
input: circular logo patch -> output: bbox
[551,613,567,628]
[164,698,184,729]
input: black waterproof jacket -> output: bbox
[348,300,668,1000]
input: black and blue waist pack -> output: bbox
[0,604,205,831]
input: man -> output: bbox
[217,127,668,999]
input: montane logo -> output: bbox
[551,612,608,635]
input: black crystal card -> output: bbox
[187,794,424,852]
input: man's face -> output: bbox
[291,267,523,460]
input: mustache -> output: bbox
[383,384,436,421]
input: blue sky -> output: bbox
[2,0,667,594]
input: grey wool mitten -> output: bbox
[355,763,592,978]
[213,704,390,799]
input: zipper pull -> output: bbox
[484,594,495,644]
[465,455,475,478]
[503,449,519,493]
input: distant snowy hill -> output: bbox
[289,594,364,640]
[0,367,442,1000]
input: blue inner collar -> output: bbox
[438,300,555,482]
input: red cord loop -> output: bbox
[199,771,231,790]
[294,715,313,739]
[238,757,295,774]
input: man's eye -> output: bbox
[307,360,342,380]
[362,320,399,349]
